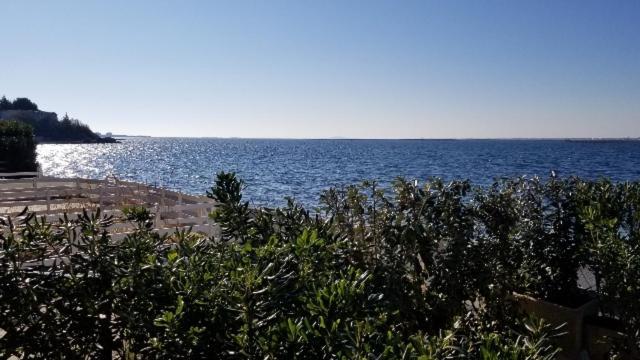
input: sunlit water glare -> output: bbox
[37,138,640,207]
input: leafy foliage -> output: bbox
[0,120,38,172]
[1,172,639,358]
[0,96,39,111]
[576,180,640,354]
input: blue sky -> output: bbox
[2,0,638,138]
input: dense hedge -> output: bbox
[0,120,38,172]
[0,173,638,359]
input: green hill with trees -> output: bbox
[0,96,116,143]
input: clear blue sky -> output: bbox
[2,0,638,138]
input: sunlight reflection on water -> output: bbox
[37,138,640,207]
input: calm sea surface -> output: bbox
[37,138,640,207]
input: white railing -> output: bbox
[0,171,40,178]
[0,176,219,239]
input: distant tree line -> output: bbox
[0,96,39,111]
[0,95,115,143]
[1,111,102,142]
[37,113,103,142]
[0,120,38,173]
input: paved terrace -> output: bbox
[0,173,218,241]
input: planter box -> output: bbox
[585,317,639,360]
[512,292,598,359]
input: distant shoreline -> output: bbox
[37,138,119,144]
[81,136,640,142]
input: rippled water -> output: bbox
[37,138,640,207]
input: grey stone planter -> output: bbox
[512,292,599,359]
[584,317,638,360]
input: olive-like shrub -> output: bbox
[3,172,639,359]
[0,120,37,173]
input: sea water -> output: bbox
[37,138,640,207]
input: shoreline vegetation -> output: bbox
[1,172,638,358]
[44,136,639,141]
[0,96,117,144]
[0,121,38,173]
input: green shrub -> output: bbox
[1,172,638,358]
[0,120,38,173]
[576,180,640,354]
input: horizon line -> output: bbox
[111,135,640,141]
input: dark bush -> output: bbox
[0,120,38,173]
[0,96,39,111]
[11,97,39,111]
